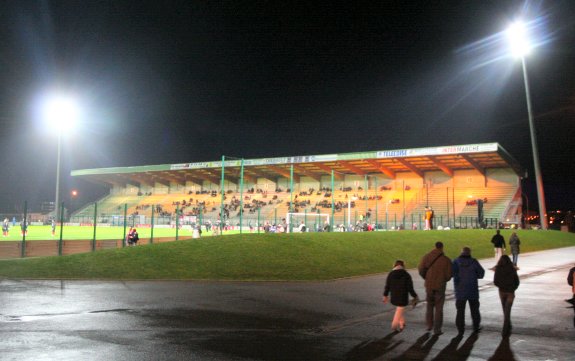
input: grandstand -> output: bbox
[71,143,524,229]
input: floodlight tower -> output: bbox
[506,21,547,229]
[42,95,79,220]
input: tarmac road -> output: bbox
[0,246,574,360]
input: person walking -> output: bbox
[508,232,521,268]
[494,255,520,337]
[491,230,506,263]
[567,265,575,306]
[383,260,419,332]
[453,246,485,334]
[418,241,452,335]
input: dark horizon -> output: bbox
[0,1,574,213]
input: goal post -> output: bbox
[286,212,330,233]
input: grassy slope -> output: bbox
[0,230,574,281]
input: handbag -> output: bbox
[419,252,443,279]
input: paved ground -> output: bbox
[0,247,574,360]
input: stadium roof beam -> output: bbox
[293,165,322,182]
[247,169,278,182]
[128,174,155,187]
[241,173,257,183]
[395,158,424,178]
[461,154,486,176]
[267,165,300,182]
[427,156,454,177]
[336,161,366,176]
[314,163,344,180]
[197,169,240,185]
[194,172,221,185]
[363,159,396,179]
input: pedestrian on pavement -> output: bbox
[453,246,485,334]
[566,265,575,306]
[491,230,506,263]
[494,255,520,337]
[383,260,419,332]
[508,232,521,268]
[418,241,452,335]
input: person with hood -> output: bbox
[494,255,520,337]
[383,260,419,332]
[453,246,485,334]
[418,241,452,335]
[508,232,521,268]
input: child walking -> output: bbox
[383,260,419,332]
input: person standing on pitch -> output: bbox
[453,246,485,334]
[508,232,520,268]
[418,241,452,335]
[51,219,56,237]
[494,255,519,337]
[383,260,419,332]
[491,230,506,263]
[2,218,9,236]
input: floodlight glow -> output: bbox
[507,21,532,58]
[42,95,80,132]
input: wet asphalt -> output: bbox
[1,247,574,361]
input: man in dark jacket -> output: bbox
[418,241,452,335]
[453,246,485,334]
[491,230,506,262]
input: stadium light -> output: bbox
[41,94,80,221]
[506,20,547,229]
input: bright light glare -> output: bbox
[507,21,531,58]
[42,95,80,133]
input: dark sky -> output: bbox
[0,1,574,212]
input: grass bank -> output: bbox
[0,229,573,281]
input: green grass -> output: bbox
[0,229,574,281]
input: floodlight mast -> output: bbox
[507,21,547,229]
[43,95,79,221]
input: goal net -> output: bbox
[286,212,330,233]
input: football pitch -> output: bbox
[0,225,219,241]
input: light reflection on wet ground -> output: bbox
[1,247,574,360]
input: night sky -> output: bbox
[0,1,574,212]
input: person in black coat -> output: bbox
[494,255,520,337]
[567,265,575,327]
[383,260,419,332]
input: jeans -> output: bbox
[426,289,445,333]
[499,291,515,335]
[512,253,519,266]
[455,299,481,332]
